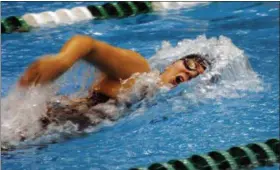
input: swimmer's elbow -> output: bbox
[71,34,94,42]
[59,35,96,62]
[142,59,151,72]
[69,35,96,49]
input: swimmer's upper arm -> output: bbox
[19,35,150,88]
[59,35,150,80]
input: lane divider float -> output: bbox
[1,2,208,34]
[1,16,30,33]
[130,138,280,170]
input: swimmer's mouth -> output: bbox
[171,79,178,87]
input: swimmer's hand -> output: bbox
[19,55,70,87]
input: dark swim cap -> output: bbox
[179,54,211,70]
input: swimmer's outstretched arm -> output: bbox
[19,35,150,87]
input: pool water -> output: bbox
[1,2,279,170]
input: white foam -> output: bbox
[149,35,263,102]
[152,2,210,11]
[1,85,58,149]
[1,35,262,149]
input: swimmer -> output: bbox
[18,35,210,131]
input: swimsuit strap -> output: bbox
[89,91,110,106]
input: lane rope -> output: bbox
[130,138,280,170]
[1,2,208,34]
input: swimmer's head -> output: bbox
[160,54,211,87]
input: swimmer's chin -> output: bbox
[158,80,175,89]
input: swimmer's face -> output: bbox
[160,59,205,87]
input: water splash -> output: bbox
[149,35,263,100]
[1,85,58,149]
[1,35,263,150]
[152,2,210,11]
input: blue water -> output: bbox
[1,2,279,170]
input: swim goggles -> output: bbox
[181,59,198,71]
[181,58,208,71]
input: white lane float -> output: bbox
[21,2,210,28]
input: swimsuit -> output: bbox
[40,91,111,131]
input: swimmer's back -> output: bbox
[41,91,112,131]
